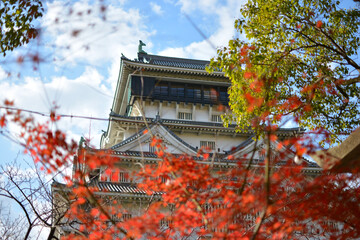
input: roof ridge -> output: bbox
[138,52,210,64]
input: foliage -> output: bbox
[209,0,360,144]
[0,0,44,56]
[2,88,360,240]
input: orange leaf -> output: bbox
[270,134,278,142]
[105,168,112,176]
[112,169,119,182]
[240,46,248,56]
[157,150,164,157]
[297,147,307,156]
[4,100,14,106]
[217,104,225,111]
[99,213,108,221]
[316,20,322,28]
[304,104,312,112]
[244,71,253,79]
[0,116,6,127]
[78,197,86,204]
[91,208,100,217]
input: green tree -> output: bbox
[0,0,44,56]
[209,0,360,144]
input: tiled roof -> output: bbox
[303,157,320,168]
[110,111,236,128]
[109,112,304,135]
[93,180,163,195]
[109,149,320,170]
[137,52,209,70]
[84,145,320,172]
[224,136,320,169]
[113,151,158,158]
[225,136,255,154]
[112,150,227,162]
[160,118,237,128]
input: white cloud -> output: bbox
[1,0,158,153]
[176,0,219,14]
[150,2,164,15]
[0,66,7,80]
[42,0,154,65]
[0,65,112,148]
[159,0,246,60]
[0,0,158,149]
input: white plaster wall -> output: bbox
[179,133,248,152]
[136,101,226,122]
[143,104,158,117]
[128,142,184,154]
[127,142,147,152]
[122,129,138,139]
[193,107,209,122]
[161,104,176,119]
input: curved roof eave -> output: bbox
[109,121,198,154]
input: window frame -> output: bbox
[200,141,216,150]
[178,112,193,120]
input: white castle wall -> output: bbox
[134,100,227,123]
[119,100,246,153]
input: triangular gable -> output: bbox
[109,122,198,155]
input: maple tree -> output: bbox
[208,0,360,144]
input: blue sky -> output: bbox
[0,0,246,167]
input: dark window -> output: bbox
[203,87,210,101]
[171,83,184,98]
[150,80,228,105]
[160,84,168,97]
[194,88,201,101]
[154,81,168,97]
[178,87,184,98]
[154,84,161,96]
[219,90,227,102]
[186,86,194,99]
[210,88,218,102]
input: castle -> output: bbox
[52,44,321,238]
